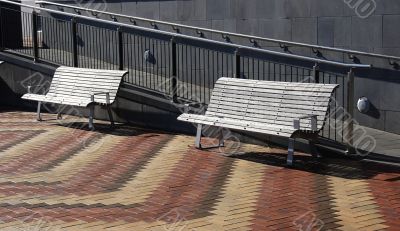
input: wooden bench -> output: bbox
[178,77,339,165]
[22,66,128,129]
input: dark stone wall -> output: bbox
[50,0,400,57]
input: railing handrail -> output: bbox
[0,0,370,69]
[35,0,400,63]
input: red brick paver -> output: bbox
[0,110,398,230]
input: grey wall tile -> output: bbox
[333,17,352,47]
[160,1,178,21]
[231,0,258,19]
[177,0,207,21]
[351,15,382,48]
[284,0,312,18]
[385,111,400,134]
[258,19,292,40]
[318,17,335,46]
[136,1,160,19]
[206,0,231,20]
[292,17,317,43]
[383,15,400,48]
[375,0,400,15]
[311,0,344,17]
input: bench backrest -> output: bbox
[206,77,339,131]
[46,66,128,104]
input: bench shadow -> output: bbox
[225,151,400,180]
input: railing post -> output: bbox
[312,63,319,83]
[345,68,355,153]
[71,17,78,67]
[118,27,123,70]
[234,48,240,78]
[31,10,39,62]
[171,37,178,103]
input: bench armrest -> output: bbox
[91,92,111,104]
[27,84,47,94]
[293,114,317,132]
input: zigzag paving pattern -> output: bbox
[0,110,398,230]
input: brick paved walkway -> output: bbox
[0,110,398,230]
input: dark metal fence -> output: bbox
[0,0,370,147]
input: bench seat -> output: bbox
[179,114,296,137]
[178,77,339,165]
[21,66,128,129]
[22,94,93,107]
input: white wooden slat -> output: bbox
[50,82,120,91]
[53,74,122,83]
[178,114,294,137]
[208,96,329,112]
[215,78,337,89]
[57,67,128,75]
[207,105,328,119]
[179,114,295,134]
[204,111,323,130]
[216,80,338,92]
[217,77,338,89]
[210,92,330,108]
[211,89,330,102]
[214,85,334,97]
[207,99,329,116]
[205,110,325,127]
[54,72,125,81]
[52,78,119,86]
[206,108,326,127]
[209,95,329,110]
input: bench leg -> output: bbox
[195,124,202,149]
[57,108,62,120]
[107,105,115,128]
[287,138,295,166]
[218,130,225,147]
[88,105,94,130]
[309,140,321,159]
[36,101,42,121]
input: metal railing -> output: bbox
[36,0,400,67]
[0,0,371,149]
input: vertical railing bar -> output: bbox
[203,48,206,103]
[166,40,169,94]
[103,28,107,68]
[154,39,158,91]
[345,68,355,153]
[108,29,111,69]
[71,17,78,67]
[100,28,104,68]
[133,35,137,85]
[234,49,240,78]
[185,45,188,99]
[334,74,338,142]
[32,10,39,61]
[170,37,178,102]
[159,40,163,92]
[194,46,197,102]
[208,49,211,100]
[118,27,124,71]
[312,63,320,83]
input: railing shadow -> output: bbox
[223,149,400,181]
[53,121,166,137]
